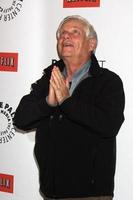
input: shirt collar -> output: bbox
[63,59,91,80]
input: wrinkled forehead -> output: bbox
[59,19,87,31]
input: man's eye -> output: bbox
[72,29,81,35]
[58,29,81,38]
[60,31,67,37]
[61,31,65,35]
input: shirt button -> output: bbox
[91,179,95,184]
[50,115,54,120]
[59,114,63,120]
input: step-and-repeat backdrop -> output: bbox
[0,1,132,200]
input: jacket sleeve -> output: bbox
[13,73,55,131]
[60,73,125,138]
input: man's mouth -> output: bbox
[63,42,73,47]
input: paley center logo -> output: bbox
[0,52,18,72]
[63,0,100,8]
[0,102,15,144]
[0,173,14,193]
[0,0,24,22]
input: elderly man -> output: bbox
[14,15,125,200]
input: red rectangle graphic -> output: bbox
[0,52,18,72]
[0,173,14,193]
[63,0,100,8]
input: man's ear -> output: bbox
[88,38,97,52]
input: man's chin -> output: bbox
[60,54,73,60]
[60,51,73,57]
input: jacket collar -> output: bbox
[44,54,103,78]
[44,59,65,79]
[89,53,103,77]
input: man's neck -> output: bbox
[63,56,91,79]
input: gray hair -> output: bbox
[56,15,98,45]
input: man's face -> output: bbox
[57,19,93,61]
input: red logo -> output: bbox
[63,0,100,8]
[0,173,14,193]
[0,52,18,72]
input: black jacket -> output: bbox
[14,54,125,198]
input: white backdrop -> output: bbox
[0,1,133,200]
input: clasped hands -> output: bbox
[47,66,70,106]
